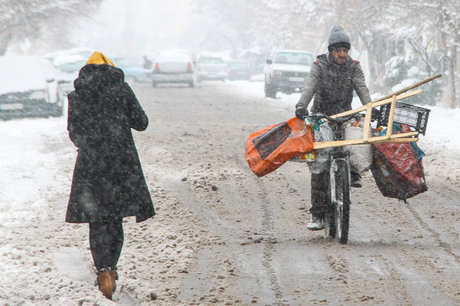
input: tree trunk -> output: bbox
[0,32,12,56]
[448,45,457,109]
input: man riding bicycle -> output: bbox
[295,25,376,230]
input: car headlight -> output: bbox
[274,70,283,77]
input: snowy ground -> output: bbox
[0,79,459,305]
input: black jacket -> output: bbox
[66,64,154,223]
[296,53,371,115]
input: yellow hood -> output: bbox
[86,51,115,66]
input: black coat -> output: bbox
[296,53,372,115]
[66,64,155,223]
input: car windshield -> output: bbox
[55,61,86,73]
[229,62,250,68]
[112,57,139,68]
[52,54,87,73]
[199,57,224,64]
[274,52,313,65]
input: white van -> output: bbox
[264,49,313,98]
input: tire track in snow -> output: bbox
[233,152,287,305]
[404,203,460,263]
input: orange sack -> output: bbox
[245,117,314,177]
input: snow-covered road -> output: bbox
[1,80,459,305]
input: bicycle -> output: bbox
[283,76,438,244]
[306,113,366,244]
[306,99,430,244]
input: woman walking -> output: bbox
[66,51,155,299]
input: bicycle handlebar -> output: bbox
[307,112,364,124]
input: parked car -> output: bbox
[151,52,196,88]
[226,60,253,80]
[264,49,313,98]
[50,53,87,95]
[196,56,228,82]
[112,57,152,84]
[0,56,65,119]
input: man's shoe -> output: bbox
[351,178,362,188]
[307,214,324,231]
[351,172,362,188]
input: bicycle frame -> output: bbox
[318,117,354,244]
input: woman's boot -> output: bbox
[97,271,114,299]
[109,269,118,293]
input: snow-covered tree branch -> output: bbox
[0,0,103,55]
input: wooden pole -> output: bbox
[313,131,419,149]
[386,95,397,136]
[373,74,441,103]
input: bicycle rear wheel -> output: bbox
[331,159,351,244]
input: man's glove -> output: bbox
[295,108,309,119]
[371,108,381,121]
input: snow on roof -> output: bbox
[52,54,87,66]
[156,52,192,61]
[275,49,312,54]
[0,56,56,95]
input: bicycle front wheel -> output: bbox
[331,159,351,244]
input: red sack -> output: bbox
[245,117,314,177]
[371,124,427,201]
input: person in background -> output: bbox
[295,25,376,231]
[143,55,152,69]
[66,51,155,299]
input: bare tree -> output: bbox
[0,0,103,55]
[383,0,460,108]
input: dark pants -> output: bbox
[89,219,124,271]
[310,168,360,217]
[310,170,329,217]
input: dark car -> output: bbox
[226,60,253,80]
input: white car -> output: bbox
[0,56,65,119]
[264,49,313,98]
[151,52,197,88]
[50,53,87,95]
[196,56,228,82]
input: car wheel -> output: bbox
[152,81,157,88]
[189,82,195,88]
